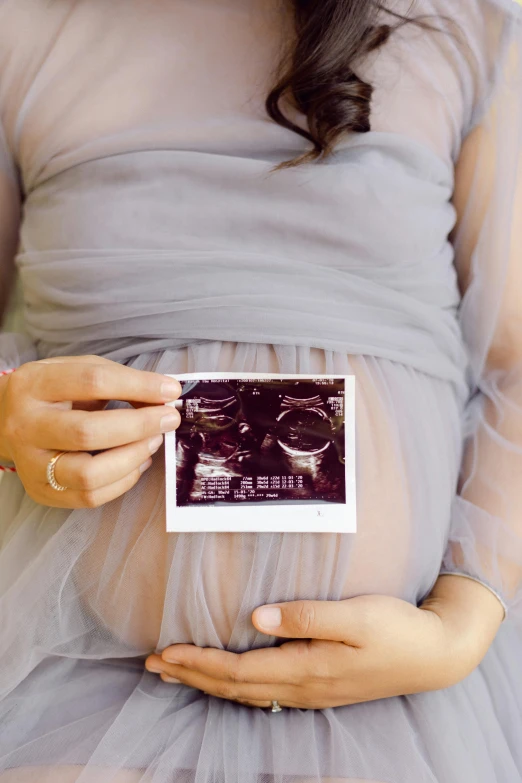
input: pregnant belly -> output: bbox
[77,347,463,653]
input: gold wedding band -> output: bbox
[46,451,69,492]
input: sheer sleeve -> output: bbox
[0,121,18,329]
[440,1,522,619]
[0,120,35,471]
[0,31,36,371]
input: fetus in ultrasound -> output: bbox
[175,378,346,507]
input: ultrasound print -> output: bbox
[175,378,346,507]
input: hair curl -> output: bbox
[267,1,415,170]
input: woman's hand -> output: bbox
[146,575,504,709]
[0,355,181,508]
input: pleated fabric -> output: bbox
[1,0,522,780]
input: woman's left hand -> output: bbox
[145,575,504,709]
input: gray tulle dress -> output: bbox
[1,0,522,781]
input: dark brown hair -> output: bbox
[267,1,414,170]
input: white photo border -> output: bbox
[164,373,356,534]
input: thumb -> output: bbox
[252,599,359,644]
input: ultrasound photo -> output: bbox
[165,374,356,533]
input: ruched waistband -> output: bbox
[16,248,469,394]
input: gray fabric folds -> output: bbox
[1,0,522,781]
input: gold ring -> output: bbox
[46,451,69,492]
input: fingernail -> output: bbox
[160,413,180,433]
[256,606,282,630]
[146,663,164,673]
[139,458,153,474]
[148,435,163,453]
[160,380,181,401]
[162,676,181,684]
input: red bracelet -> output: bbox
[0,368,17,472]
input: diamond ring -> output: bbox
[46,451,69,492]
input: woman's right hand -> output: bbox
[0,355,182,509]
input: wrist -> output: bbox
[430,574,505,628]
[421,574,503,680]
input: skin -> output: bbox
[0,355,182,508]
[0,350,507,709]
[141,116,519,708]
[143,575,504,709]
[0,118,515,714]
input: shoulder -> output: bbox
[437,0,522,136]
[478,0,522,19]
[0,0,80,80]
[416,0,522,20]
[417,0,521,118]
[428,0,522,49]
[0,0,79,128]
[404,0,521,49]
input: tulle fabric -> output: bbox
[3,345,522,783]
[1,0,522,781]
[439,4,522,612]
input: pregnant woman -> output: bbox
[0,0,521,781]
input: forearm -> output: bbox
[442,367,522,616]
[423,574,504,673]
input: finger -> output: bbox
[31,405,180,452]
[37,435,164,491]
[252,600,364,645]
[20,360,182,404]
[38,356,112,365]
[159,643,309,686]
[37,462,153,509]
[145,656,294,705]
[41,359,132,411]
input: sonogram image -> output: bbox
[174,378,346,507]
